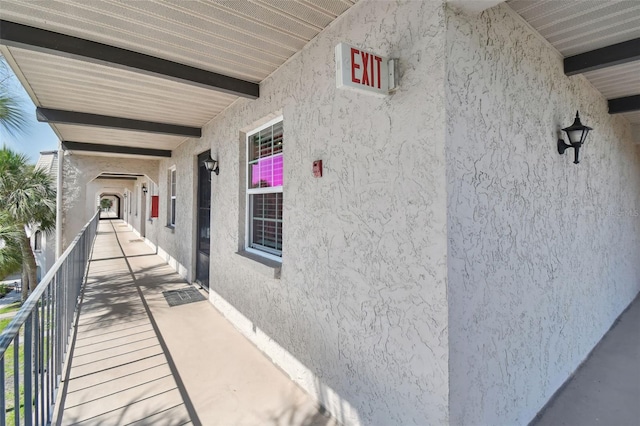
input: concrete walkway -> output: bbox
[0,273,22,308]
[55,219,333,426]
[533,295,640,426]
[0,290,21,309]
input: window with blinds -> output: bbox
[246,118,283,259]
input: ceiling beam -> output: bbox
[62,141,172,158]
[36,107,201,137]
[608,95,640,114]
[0,20,259,99]
[564,38,640,76]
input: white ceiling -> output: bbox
[1,0,637,153]
[507,0,640,56]
[0,0,357,157]
[507,0,640,127]
[5,48,237,127]
[0,0,355,81]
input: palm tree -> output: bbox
[0,213,22,279]
[0,56,27,136]
[0,148,56,300]
[0,92,26,136]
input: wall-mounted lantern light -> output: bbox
[558,111,593,164]
[204,155,219,176]
[142,184,148,194]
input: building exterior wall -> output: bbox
[100,195,119,217]
[87,182,130,218]
[445,4,640,425]
[55,2,640,425]
[149,141,203,281]
[31,228,52,279]
[125,181,146,238]
[61,153,159,250]
[151,0,449,424]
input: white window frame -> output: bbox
[168,166,177,227]
[33,230,42,252]
[245,116,283,262]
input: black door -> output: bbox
[195,151,211,290]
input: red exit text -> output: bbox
[350,47,383,89]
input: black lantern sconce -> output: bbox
[204,155,219,176]
[142,184,148,194]
[558,111,593,164]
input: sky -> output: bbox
[0,60,60,164]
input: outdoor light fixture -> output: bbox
[142,184,148,194]
[558,111,593,164]
[204,155,219,176]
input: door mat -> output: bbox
[162,287,206,307]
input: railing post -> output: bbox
[34,307,40,426]
[24,314,33,425]
[46,285,52,425]
[39,297,45,426]
[55,272,62,387]
[13,336,19,426]
[1,357,5,426]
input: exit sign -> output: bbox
[335,43,397,96]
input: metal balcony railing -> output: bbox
[0,211,99,426]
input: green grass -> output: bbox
[3,340,25,425]
[0,317,13,333]
[1,302,53,423]
[4,385,25,425]
[0,302,21,315]
[2,327,49,425]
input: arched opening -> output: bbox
[99,194,122,220]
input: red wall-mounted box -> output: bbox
[151,195,159,218]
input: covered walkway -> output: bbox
[533,296,640,426]
[54,219,332,426]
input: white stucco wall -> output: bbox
[445,4,640,425]
[31,227,53,278]
[152,140,207,282]
[53,2,640,425]
[61,153,159,250]
[189,1,448,424]
[89,184,128,218]
[150,0,448,423]
[125,181,148,238]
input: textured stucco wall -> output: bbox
[87,182,130,219]
[445,4,640,425]
[152,139,209,281]
[126,181,147,238]
[61,153,158,249]
[188,1,448,424]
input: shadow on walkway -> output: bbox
[56,219,333,426]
